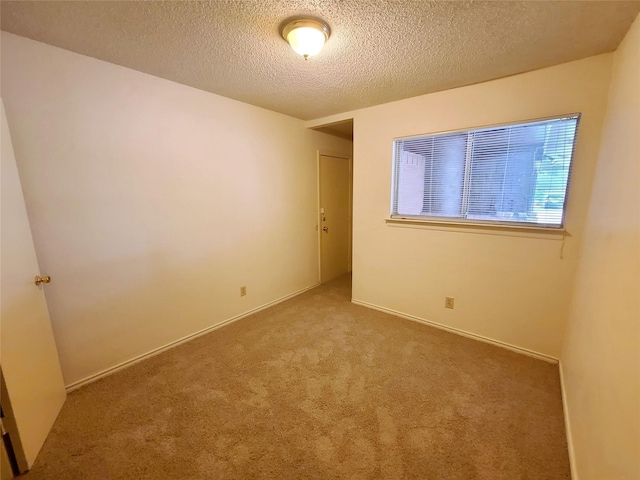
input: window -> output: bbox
[391,114,580,228]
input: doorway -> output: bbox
[318,153,352,283]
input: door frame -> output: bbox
[0,368,28,476]
[316,151,353,284]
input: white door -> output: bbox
[319,154,351,283]
[0,102,66,472]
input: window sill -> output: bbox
[385,217,569,239]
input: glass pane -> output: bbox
[465,118,578,226]
[394,133,467,218]
[392,115,579,228]
[467,123,545,223]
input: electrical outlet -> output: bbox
[240,286,247,297]
[445,297,454,309]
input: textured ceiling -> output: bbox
[1,1,639,121]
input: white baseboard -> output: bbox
[351,299,559,364]
[559,361,578,479]
[65,283,319,392]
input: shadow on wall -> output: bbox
[45,248,314,387]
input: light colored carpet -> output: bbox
[26,274,570,479]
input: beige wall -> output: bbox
[310,54,613,358]
[561,15,640,480]
[1,33,352,387]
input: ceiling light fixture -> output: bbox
[282,18,330,60]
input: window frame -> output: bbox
[389,113,581,231]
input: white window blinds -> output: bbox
[391,115,580,228]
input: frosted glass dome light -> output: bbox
[282,19,330,60]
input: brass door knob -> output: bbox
[322,226,329,232]
[35,275,51,286]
